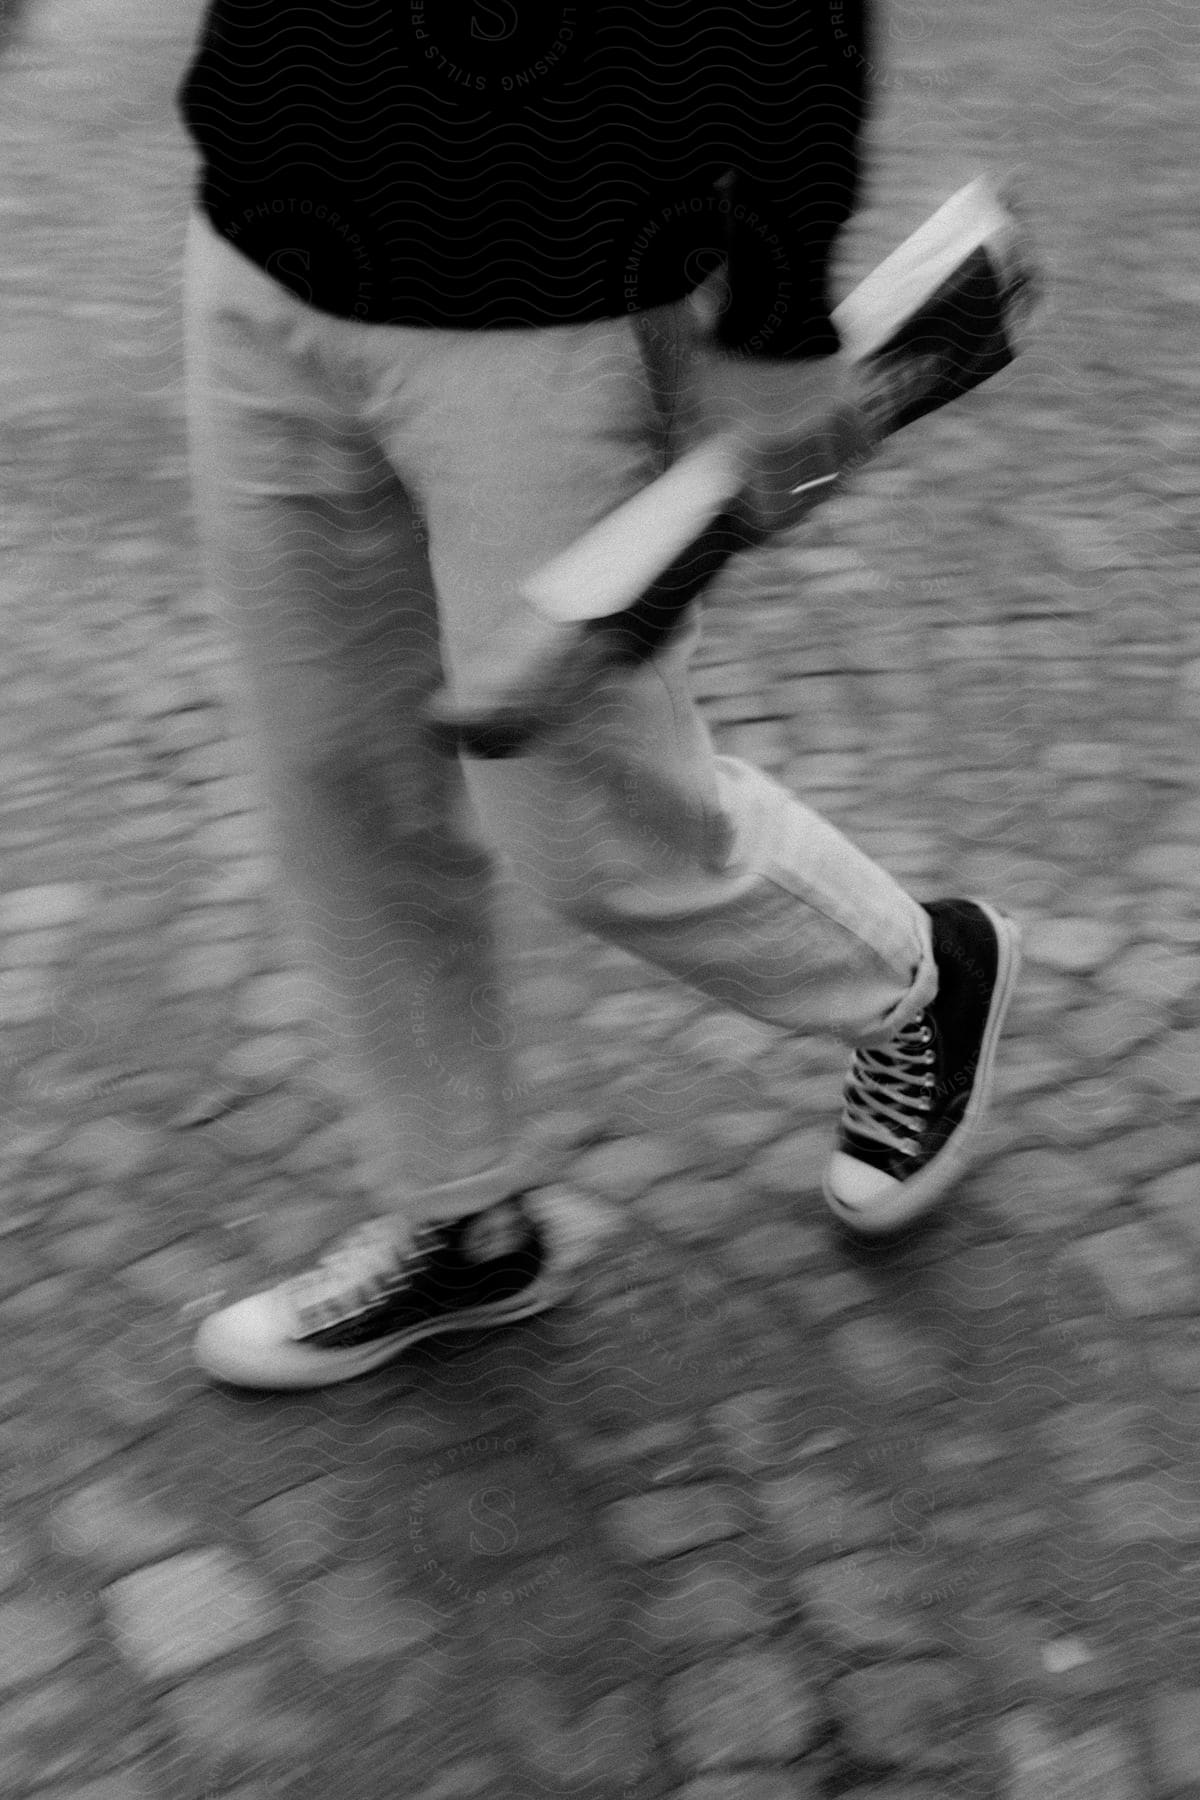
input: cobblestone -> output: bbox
[1103,1122,1200,1183]
[232,970,321,1032]
[698,1109,789,1154]
[831,1317,951,1407]
[0,1414,121,1500]
[245,1479,348,1580]
[0,925,71,967]
[1137,1030,1200,1103]
[707,1391,794,1475]
[118,1239,218,1309]
[0,966,56,1021]
[1039,1403,1152,1484]
[104,1550,280,1679]
[761,1467,886,1557]
[57,1118,155,1181]
[997,1711,1142,1800]
[638,1547,777,1651]
[1142,1324,1200,1392]
[164,939,256,993]
[51,1469,199,1573]
[29,1774,161,1800]
[1079,1476,1200,1547]
[0,1594,88,1698]
[1060,996,1164,1062]
[967,1148,1122,1232]
[663,1646,823,1769]
[0,884,91,932]
[793,1555,936,1654]
[634,1176,751,1240]
[300,1563,441,1668]
[1129,843,1199,885]
[821,1787,960,1800]
[409,1757,507,1799]
[373,1641,457,1727]
[1149,1686,1200,1790]
[572,1133,697,1200]
[831,1661,972,1771]
[742,1127,839,1195]
[790,1269,879,1324]
[671,1778,824,1800]
[724,1220,828,1279]
[202,1090,314,1157]
[569,1415,698,1478]
[157,1659,316,1785]
[1102,941,1200,1005]
[1065,1223,1196,1317]
[0,1519,34,1591]
[0,1672,111,1792]
[603,1485,745,1561]
[219,1030,315,1086]
[1141,1162,1200,1244]
[1023,918,1127,974]
[492,1676,650,1788]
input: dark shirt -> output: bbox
[178,2,868,358]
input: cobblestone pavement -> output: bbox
[1,0,1199,1795]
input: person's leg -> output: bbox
[372,300,938,1055]
[374,296,1016,1243]
[182,210,545,1217]
[183,214,566,1387]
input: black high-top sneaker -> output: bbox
[822,898,1021,1236]
[193,1196,566,1388]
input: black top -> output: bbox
[178,2,868,359]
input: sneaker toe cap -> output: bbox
[193,1290,313,1389]
[823,1150,902,1220]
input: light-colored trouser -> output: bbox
[182,208,936,1222]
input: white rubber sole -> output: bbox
[821,903,1022,1237]
[193,1260,572,1391]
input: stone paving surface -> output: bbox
[1,0,1200,1794]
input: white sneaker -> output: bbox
[193,1198,568,1389]
[823,898,1021,1236]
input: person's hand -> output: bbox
[687,348,856,536]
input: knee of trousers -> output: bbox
[530,854,706,941]
[505,812,740,937]
[483,821,645,932]
[466,746,737,928]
